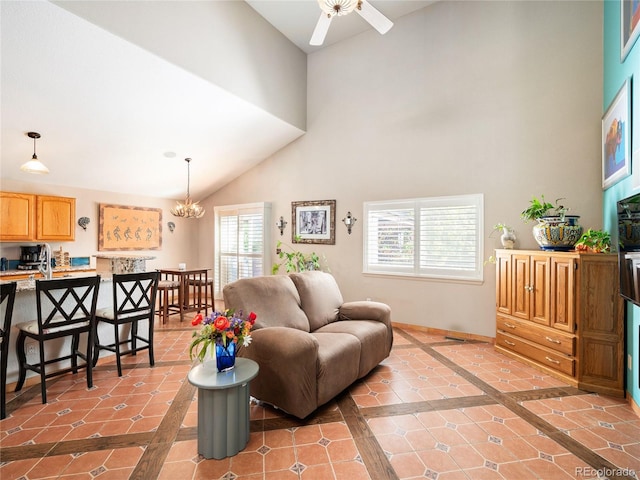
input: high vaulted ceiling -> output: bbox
[1,0,433,201]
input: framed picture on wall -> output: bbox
[602,79,631,189]
[98,203,162,251]
[621,0,640,61]
[292,199,336,244]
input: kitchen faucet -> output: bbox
[38,243,52,280]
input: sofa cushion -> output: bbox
[314,320,390,378]
[311,332,361,406]
[289,271,344,331]
[223,275,310,332]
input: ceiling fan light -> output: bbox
[317,0,359,16]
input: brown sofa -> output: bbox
[222,271,393,419]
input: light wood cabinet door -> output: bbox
[0,192,36,241]
[495,252,512,315]
[530,255,551,326]
[36,195,75,241]
[550,256,576,333]
[512,254,531,321]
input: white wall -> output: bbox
[0,179,200,272]
[199,1,604,338]
[54,0,307,130]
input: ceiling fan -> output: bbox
[310,0,394,46]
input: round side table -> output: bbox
[187,357,259,459]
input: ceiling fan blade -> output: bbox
[356,0,393,35]
[310,13,332,46]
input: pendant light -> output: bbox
[20,132,49,174]
[171,158,205,218]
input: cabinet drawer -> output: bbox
[496,331,574,376]
[496,315,575,355]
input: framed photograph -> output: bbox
[292,199,336,244]
[621,0,640,61]
[98,203,162,251]
[602,79,631,189]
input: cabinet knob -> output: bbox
[545,356,560,365]
[545,336,561,344]
[504,322,516,329]
[504,340,516,346]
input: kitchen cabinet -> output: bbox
[36,195,75,241]
[0,192,36,241]
[0,192,75,242]
[495,249,624,397]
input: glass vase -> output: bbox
[215,341,236,372]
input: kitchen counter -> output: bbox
[0,266,95,278]
[93,254,155,274]
[1,270,106,292]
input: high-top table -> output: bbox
[187,358,259,459]
[157,268,209,322]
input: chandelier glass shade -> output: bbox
[20,132,49,174]
[171,158,205,219]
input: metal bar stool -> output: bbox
[1,282,17,419]
[15,276,101,404]
[93,271,159,376]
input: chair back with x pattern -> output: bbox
[111,272,158,324]
[1,282,17,419]
[36,277,100,335]
[94,271,159,377]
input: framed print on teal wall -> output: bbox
[602,79,631,189]
[621,0,640,61]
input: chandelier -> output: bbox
[171,158,205,219]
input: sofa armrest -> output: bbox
[339,301,391,324]
[238,327,319,419]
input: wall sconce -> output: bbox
[276,216,288,236]
[77,217,90,230]
[168,221,176,233]
[342,211,357,234]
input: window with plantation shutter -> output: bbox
[364,194,483,282]
[214,203,271,297]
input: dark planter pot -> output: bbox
[532,215,583,251]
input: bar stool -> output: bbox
[93,271,159,377]
[1,282,17,419]
[187,275,214,315]
[157,279,180,324]
[15,276,101,405]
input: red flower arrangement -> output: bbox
[189,309,256,363]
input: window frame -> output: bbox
[214,202,271,298]
[363,194,484,283]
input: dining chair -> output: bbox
[1,282,17,419]
[93,271,159,376]
[14,276,101,404]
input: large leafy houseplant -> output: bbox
[520,195,569,222]
[271,237,321,274]
[521,195,582,251]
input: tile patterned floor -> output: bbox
[1,319,639,479]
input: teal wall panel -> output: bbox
[603,0,640,406]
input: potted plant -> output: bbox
[574,229,613,253]
[491,223,516,249]
[271,237,323,274]
[521,195,582,251]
